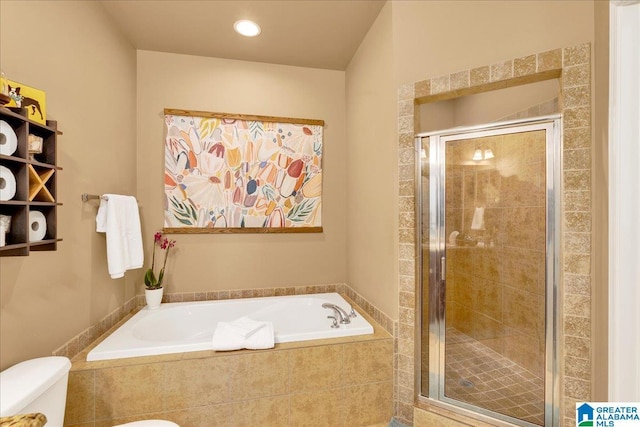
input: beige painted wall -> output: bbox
[0,1,137,370]
[393,0,594,86]
[345,3,398,319]
[344,0,595,323]
[136,50,347,293]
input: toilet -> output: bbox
[0,357,178,427]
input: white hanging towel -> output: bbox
[96,194,144,279]
[212,317,275,351]
[470,207,485,230]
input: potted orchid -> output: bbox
[144,232,176,309]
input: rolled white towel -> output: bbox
[212,317,274,351]
[245,321,274,350]
[223,316,267,338]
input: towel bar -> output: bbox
[81,193,108,202]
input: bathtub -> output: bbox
[87,292,374,361]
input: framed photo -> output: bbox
[163,109,324,233]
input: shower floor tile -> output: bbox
[444,327,544,425]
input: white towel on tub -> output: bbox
[96,194,143,279]
[212,317,274,351]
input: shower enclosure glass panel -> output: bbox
[418,118,560,427]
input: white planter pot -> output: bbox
[145,287,164,309]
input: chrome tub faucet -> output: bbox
[322,303,351,325]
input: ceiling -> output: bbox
[99,0,386,71]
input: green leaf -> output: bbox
[287,199,316,223]
[144,269,157,287]
[249,121,263,140]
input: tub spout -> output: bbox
[322,303,351,324]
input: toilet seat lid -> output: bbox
[113,421,179,427]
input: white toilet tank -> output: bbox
[0,356,72,426]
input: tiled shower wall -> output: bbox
[396,43,593,426]
[446,131,547,379]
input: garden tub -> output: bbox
[87,292,374,361]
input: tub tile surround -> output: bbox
[54,283,395,362]
[396,43,593,425]
[64,296,393,427]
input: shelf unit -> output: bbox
[0,106,62,256]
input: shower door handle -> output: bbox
[440,256,446,281]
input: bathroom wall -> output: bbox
[345,3,596,421]
[136,50,347,293]
[345,2,398,319]
[0,1,137,370]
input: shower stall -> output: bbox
[416,116,561,427]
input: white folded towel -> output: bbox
[212,317,275,351]
[96,194,144,279]
[470,206,485,231]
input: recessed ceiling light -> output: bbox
[234,20,261,37]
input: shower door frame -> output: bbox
[415,115,562,427]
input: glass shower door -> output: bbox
[421,118,560,427]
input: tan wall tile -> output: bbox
[502,288,544,338]
[164,403,234,427]
[399,99,414,117]
[564,377,591,400]
[470,66,490,86]
[563,64,590,88]
[503,330,545,379]
[164,357,230,410]
[65,370,95,425]
[399,180,414,196]
[450,70,470,91]
[399,306,415,324]
[344,382,393,426]
[414,408,474,427]
[290,389,344,426]
[564,254,591,275]
[415,79,431,98]
[490,60,513,81]
[564,315,591,338]
[398,83,415,101]
[564,106,591,129]
[537,49,562,72]
[565,212,591,233]
[397,338,414,359]
[564,127,591,149]
[565,232,591,254]
[564,169,591,191]
[399,164,414,181]
[399,259,415,276]
[562,85,590,108]
[514,55,536,77]
[231,396,289,427]
[399,291,415,308]
[94,364,165,419]
[344,340,393,385]
[229,351,289,400]
[565,335,591,359]
[565,274,590,296]
[564,148,591,170]
[564,191,591,212]
[431,75,450,94]
[563,43,590,67]
[290,345,343,392]
[399,132,414,149]
[399,147,415,165]
[565,293,591,318]
[399,115,414,133]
